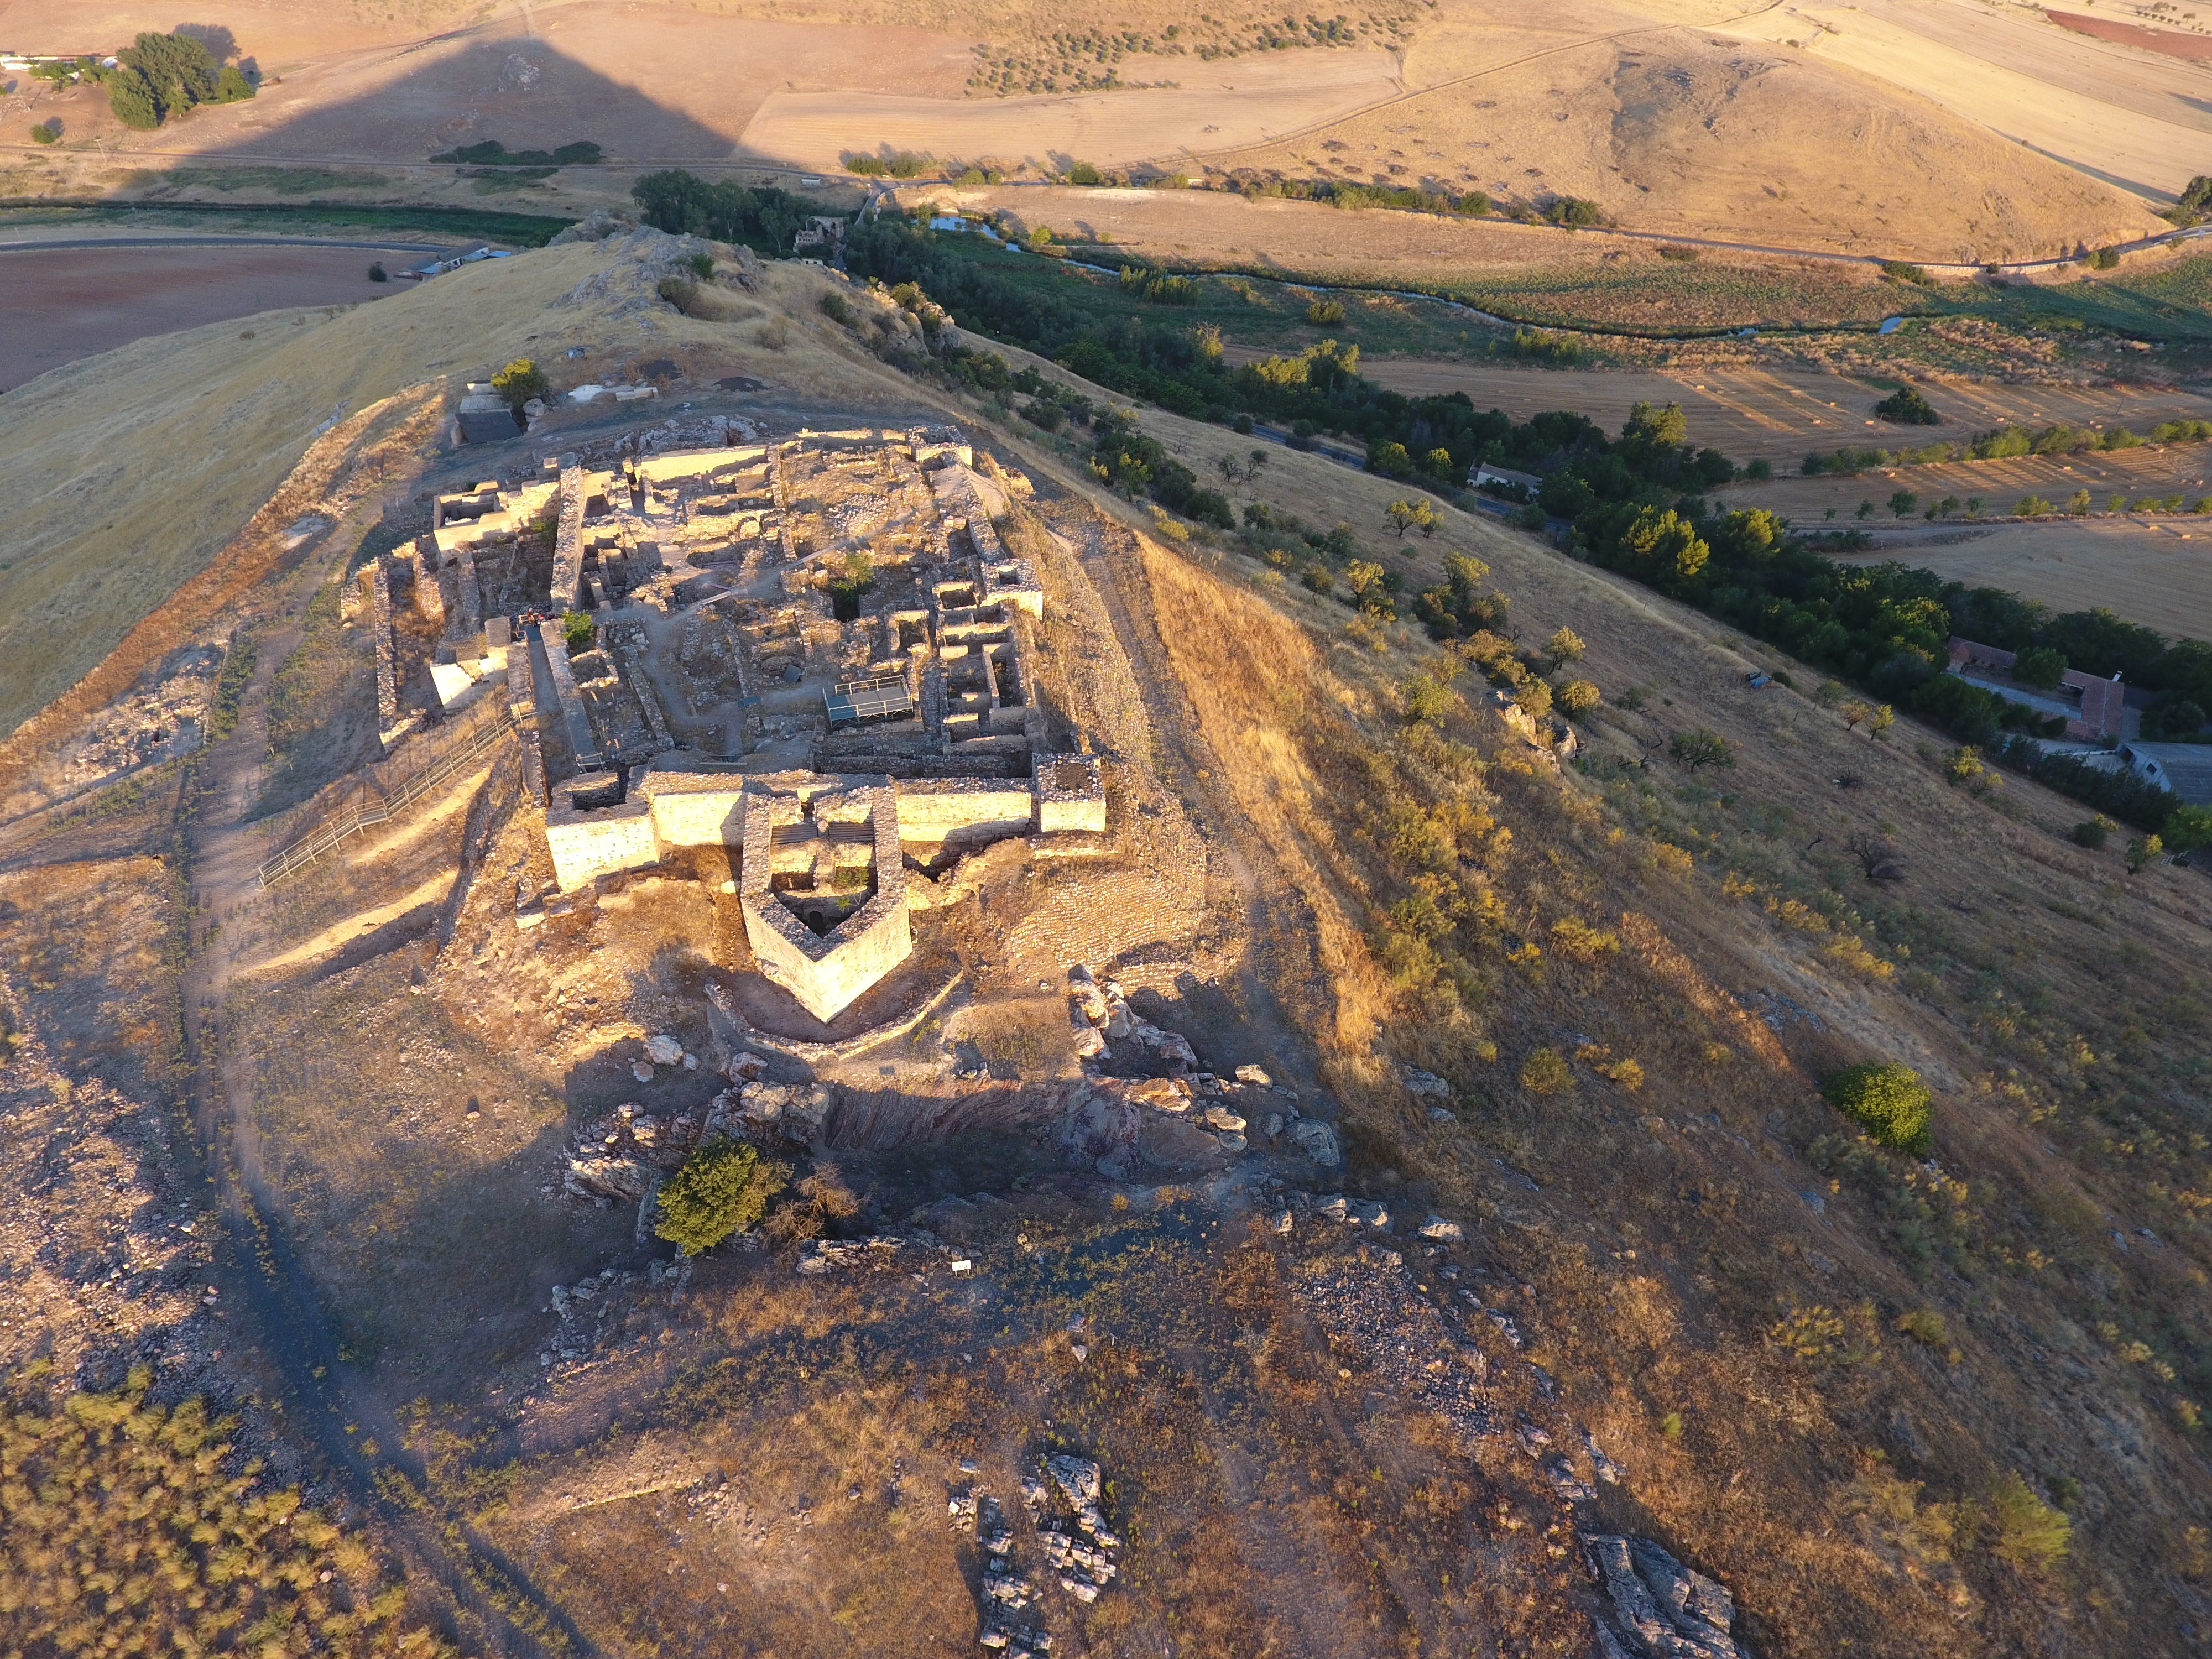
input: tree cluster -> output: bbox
[104,29,255,128]
[632,170,816,253]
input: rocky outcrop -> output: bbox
[1583,1535,1740,1659]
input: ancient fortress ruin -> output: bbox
[367,422,1105,1023]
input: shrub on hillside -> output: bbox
[655,1137,787,1256]
[490,356,548,414]
[1822,1062,1933,1153]
[1989,1473,2072,1568]
[1520,1047,1574,1094]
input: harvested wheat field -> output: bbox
[735,49,1404,173]
[1833,518,2212,640]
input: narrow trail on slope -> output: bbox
[1063,513,1333,1087]
[173,506,590,1658]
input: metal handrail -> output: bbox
[256,709,518,888]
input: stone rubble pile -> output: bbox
[1026,1455,1121,1605]
[1063,964,1196,1071]
[1316,1194,1391,1229]
[1583,1535,1741,1659]
[1297,1251,1497,1446]
[540,1266,638,1366]
[702,1079,835,1147]
[951,1489,1053,1657]
[796,1237,903,1274]
[561,1102,698,1203]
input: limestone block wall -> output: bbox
[640,780,747,848]
[1034,753,1107,834]
[505,645,546,807]
[545,798,658,890]
[894,778,1035,844]
[551,465,587,613]
[739,781,912,1022]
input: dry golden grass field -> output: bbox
[0,0,2185,257]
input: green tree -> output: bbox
[655,1138,787,1256]
[1855,499,1875,520]
[491,356,550,414]
[1546,626,1586,667]
[2162,805,2212,854]
[1822,1062,1933,1154]
[2126,833,2164,874]
[1305,296,1346,326]
[1888,488,1918,518]
[1400,673,1453,724]
[106,64,161,128]
[1867,703,1895,739]
[2013,645,2067,688]
[2015,495,2053,517]
[1557,678,1600,715]
[2072,816,2114,849]
[29,120,59,144]
[1369,441,1415,478]
[1989,1473,2072,1568]
[1874,384,1939,425]
[559,610,594,652]
[2064,488,2091,515]
[113,29,220,124]
[1668,728,1734,770]
[1624,400,1689,448]
[1065,159,1103,185]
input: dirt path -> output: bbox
[1066,513,1334,1089]
[171,512,583,1656]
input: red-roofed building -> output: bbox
[1945,638,2136,742]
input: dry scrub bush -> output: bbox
[0,1368,444,1656]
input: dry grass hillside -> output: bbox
[0,227,899,760]
[1035,401,2212,1656]
[4,224,2210,1657]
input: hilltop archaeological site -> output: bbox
[4,0,2212,1632]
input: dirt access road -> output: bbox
[0,236,441,390]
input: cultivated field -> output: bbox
[735,49,1404,174]
[1833,518,2212,639]
[1354,359,2212,462]
[0,236,427,389]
